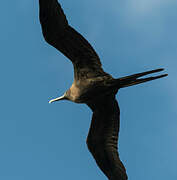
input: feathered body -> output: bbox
[38,1,167,179]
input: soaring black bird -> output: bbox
[39,1,167,179]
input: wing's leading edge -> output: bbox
[87,95,128,180]
[39,0,108,80]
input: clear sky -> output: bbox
[0,0,177,179]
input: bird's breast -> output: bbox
[70,79,95,103]
[69,77,116,103]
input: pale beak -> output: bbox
[49,94,67,104]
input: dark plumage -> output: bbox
[38,1,167,179]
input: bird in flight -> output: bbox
[38,1,167,179]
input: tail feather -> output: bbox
[117,68,168,88]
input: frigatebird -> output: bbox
[39,0,167,179]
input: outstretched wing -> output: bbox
[87,95,128,180]
[39,0,108,80]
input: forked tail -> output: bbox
[117,68,168,88]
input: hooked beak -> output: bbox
[49,94,67,104]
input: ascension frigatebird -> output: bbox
[39,0,167,179]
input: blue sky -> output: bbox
[0,0,177,179]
